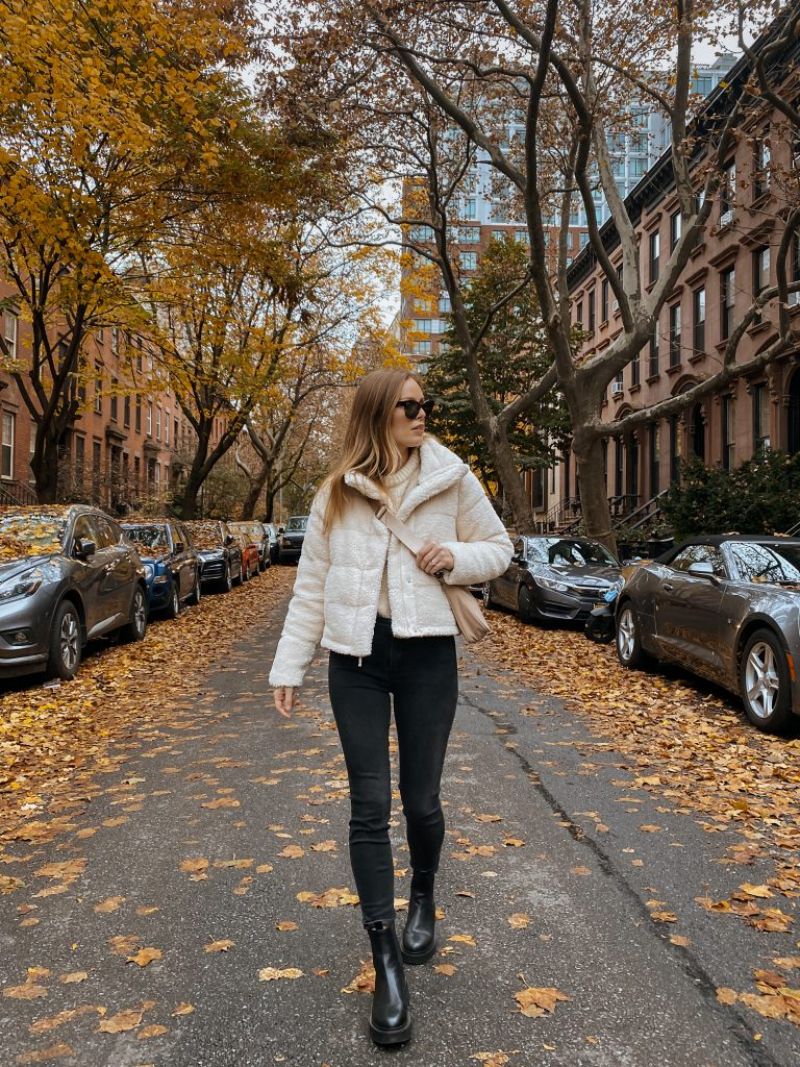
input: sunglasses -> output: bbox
[396,398,435,419]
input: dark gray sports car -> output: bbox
[483,534,623,623]
[616,535,800,733]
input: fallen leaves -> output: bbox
[340,960,375,994]
[507,913,531,929]
[514,986,570,1018]
[258,967,303,981]
[296,886,359,908]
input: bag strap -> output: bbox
[370,500,424,555]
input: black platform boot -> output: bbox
[401,869,437,965]
[365,919,412,1045]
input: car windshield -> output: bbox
[286,516,308,532]
[528,538,617,567]
[0,510,68,561]
[124,524,169,552]
[229,521,262,540]
[189,522,223,550]
[728,542,800,584]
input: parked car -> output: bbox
[616,535,800,733]
[277,515,309,563]
[185,520,243,592]
[0,504,148,681]
[227,520,268,574]
[122,520,201,617]
[263,523,281,564]
[483,534,623,624]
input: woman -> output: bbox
[269,368,513,1046]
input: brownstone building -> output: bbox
[556,23,800,530]
[0,282,225,513]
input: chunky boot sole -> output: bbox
[369,1013,413,1046]
[401,939,437,965]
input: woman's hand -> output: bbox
[273,686,295,718]
[415,541,455,577]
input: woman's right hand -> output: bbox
[273,686,295,718]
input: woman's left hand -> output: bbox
[416,540,455,576]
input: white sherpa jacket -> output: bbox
[268,434,513,688]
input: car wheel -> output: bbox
[518,584,537,624]
[47,601,82,680]
[616,602,646,668]
[188,573,201,606]
[234,561,244,586]
[739,629,793,733]
[165,581,180,619]
[220,564,233,593]
[121,585,148,643]
[482,581,494,609]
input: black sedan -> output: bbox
[277,515,308,563]
[185,520,243,592]
[484,534,623,624]
[616,535,800,733]
[0,505,148,681]
[122,520,201,618]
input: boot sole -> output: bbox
[401,941,437,965]
[369,1015,413,1046]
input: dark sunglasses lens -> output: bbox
[421,399,435,417]
[400,399,434,418]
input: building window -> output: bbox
[409,225,434,242]
[1,412,15,478]
[753,382,770,450]
[670,210,681,252]
[111,326,120,355]
[439,293,451,313]
[588,289,596,333]
[92,439,101,475]
[94,371,103,415]
[3,311,17,358]
[631,351,640,387]
[693,287,706,354]
[753,246,770,301]
[146,403,153,436]
[612,369,624,395]
[459,251,478,271]
[460,227,480,244]
[135,397,142,433]
[791,235,800,307]
[110,379,118,422]
[722,395,735,470]
[123,395,130,428]
[649,321,660,378]
[412,340,431,356]
[174,417,179,444]
[669,303,681,367]
[74,434,85,480]
[753,140,770,199]
[648,422,660,497]
[156,407,162,441]
[412,318,431,334]
[601,278,609,323]
[576,300,584,328]
[720,161,736,226]
[720,267,736,340]
[649,231,660,284]
[463,198,477,220]
[669,414,680,483]
[614,437,623,497]
[164,413,170,447]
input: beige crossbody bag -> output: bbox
[372,502,491,644]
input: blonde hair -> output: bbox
[322,368,423,533]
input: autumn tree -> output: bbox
[265,0,800,547]
[423,235,570,514]
[0,0,257,501]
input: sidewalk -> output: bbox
[0,591,792,1066]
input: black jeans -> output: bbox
[328,614,459,926]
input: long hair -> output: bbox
[322,368,423,534]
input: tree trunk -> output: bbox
[31,429,61,504]
[485,422,537,532]
[571,425,615,552]
[239,464,269,519]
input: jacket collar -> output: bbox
[344,434,468,521]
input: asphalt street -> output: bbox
[1,587,798,1067]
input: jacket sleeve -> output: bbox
[439,469,514,587]
[268,487,331,688]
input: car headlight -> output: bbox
[0,567,44,602]
[144,563,155,580]
[534,574,570,594]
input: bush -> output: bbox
[661,451,800,539]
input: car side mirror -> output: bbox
[74,537,97,561]
[224,534,235,546]
[688,561,716,580]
